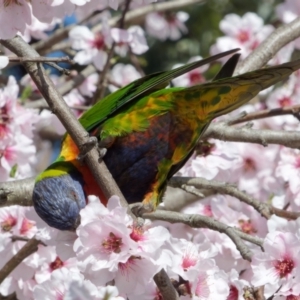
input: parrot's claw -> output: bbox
[226,111,247,125]
[130,203,154,218]
[77,136,98,162]
[72,215,81,231]
[98,147,107,160]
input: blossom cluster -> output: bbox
[1,0,300,299]
[0,77,38,181]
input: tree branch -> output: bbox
[143,210,260,261]
[7,56,74,64]
[0,177,34,207]
[204,122,300,149]
[169,177,272,219]
[154,269,180,300]
[230,104,300,125]
[169,176,300,220]
[0,238,40,284]
[25,64,97,109]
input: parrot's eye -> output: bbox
[70,190,78,201]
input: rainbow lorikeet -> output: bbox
[33,49,300,230]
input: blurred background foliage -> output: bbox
[144,0,283,75]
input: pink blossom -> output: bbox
[74,196,137,285]
[80,195,131,227]
[129,220,170,254]
[0,277,15,297]
[145,11,189,41]
[36,109,66,136]
[74,3,113,20]
[276,0,300,23]
[15,278,36,300]
[269,41,295,65]
[75,196,169,292]
[0,76,19,141]
[178,140,239,181]
[230,143,278,197]
[168,238,217,280]
[172,56,209,87]
[182,259,229,299]
[251,232,300,297]
[114,256,160,296]
[66,282,125,300]
[263,75,300,128]
[0,77,38,180]
[0,0,32,39]
[0,0,77,39]
[1,135,36,181]
[78,73,99,97]
[22,16,59,42]
[33,268,87,300]
[276,148,300,195]
[0,56,9,69]
[111,26,148,56]
[75,218,137,271]
[63,88,86,117]
[210,12,274,59]
[0,206,36,237]
[69,25,112,70]
[276,0,300,49]
[108,64,141,92]
[35,247,78,284]
[226,269,249,300]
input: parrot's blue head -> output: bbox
[32,172,86,231]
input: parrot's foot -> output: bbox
[226,111,247,125]
[77,136,98,162]
[130,203,154,218]
[72,215,81,231]
[97,147,107,160]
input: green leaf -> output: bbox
[20,86,33,103]
[9,164,18,178]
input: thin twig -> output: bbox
[0,238,40,284]
[143,210,258,261]
[154,269,180,300]
[8,56,74,64]
[10,235,47,246]
[169,177,300,221]
[270,206,300,220]
[230,104,300,125]
[25,64,97,109]
[32,10,103,55]
[92,0,132,104]
[169,177,272,219]
[43,62,71,75]
[8,55,73,74]
[129,51,145,76]
[92,43,116,104]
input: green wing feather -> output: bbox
[166,53,241,180]
[79,48,240,132]
[213,53,241,81]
